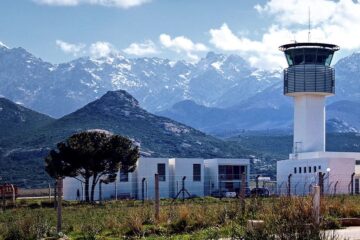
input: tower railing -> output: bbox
[284,64,335,95]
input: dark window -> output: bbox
[233,166,240,180]
[356,160,360,165]
[304,167,307,173]
[120,170,128,182]
[314,166,317,172]
[309,166,312,173]
[157,163,166,181]
[294,167,297,174]
[193,164,201,181]
[318,166,321,170]
[299,167,302,174]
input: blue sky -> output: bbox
[1,0,359,69]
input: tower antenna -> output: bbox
[308,7,311,42]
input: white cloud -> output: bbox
[209,23,288,69]
[34,0,151,8]
[209,0,360,70]
[123,40,158,56]
[89,41,115,58]
[56,40,85,56]
[255,0,360,50]
[159,34,208,62]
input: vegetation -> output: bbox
[0,195,359,239]
[45,130,139,202]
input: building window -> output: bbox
[294,167,297,174]
[309,166,311,173]
[299,167,302,174]
[218,165,242,180]
[356,160,360,165]
[120,170,128,182]
[157,163,166,181]
[314,166,317,172]
[318,166,321,170]
[193,164,201,181]
[304,167,307,173]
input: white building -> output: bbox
[63,157,250,201]
[277,42,360,195]
[205,158,250,196]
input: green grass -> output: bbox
[0,196,359,239]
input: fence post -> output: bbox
[318,172,325,196]
[351,173,355,195]
[56,178,63,233]
[115,180,118,201]
[2,187,5,211]
[288,174,292,197]
[256,175,260,189]
[240,173,246,215]
[99,180,102,204]
[48,183,51,201]
[10,184,15,206]
[142,178,146,203]
[312,185,320,226]
[154,174,160,221]
[334,181,338,196]
[182,176,186,202]
[54,181,57,209]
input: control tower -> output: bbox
[279,42,339,153]
[276,42,360,195]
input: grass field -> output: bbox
[0,196,360,239]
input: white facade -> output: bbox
[63,157,251,201]
[293,94,326,153]
[277,152,358,195]
[169,158,205,198]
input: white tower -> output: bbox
[277,43,360,196]
[279,43,339,153]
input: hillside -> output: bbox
[0,91,253,187]
[0,97,54,139]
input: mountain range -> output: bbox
[0,90,252,187]
[1,44,360,135]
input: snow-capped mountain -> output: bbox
[0,46,278,117]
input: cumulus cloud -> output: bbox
[209,0,360,70]
[89,41,115,58]
[159,34,208,62]
[209,23,288,69]
[123,40,158,56]
[255,0,360,50]
[56,40,85,56]
[34,0,151,8]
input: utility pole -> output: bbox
[154,174,160,221]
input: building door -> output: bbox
[355,179,359,195]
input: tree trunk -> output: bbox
[84,177,90,203]
[90,173,98,202]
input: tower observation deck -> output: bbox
[279,42,339,153]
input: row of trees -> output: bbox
[45,130,139,202]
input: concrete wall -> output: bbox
[136,158,171,199]
[170,158,205,198]
[277,156,355,195]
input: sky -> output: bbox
[1,0,360,70]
